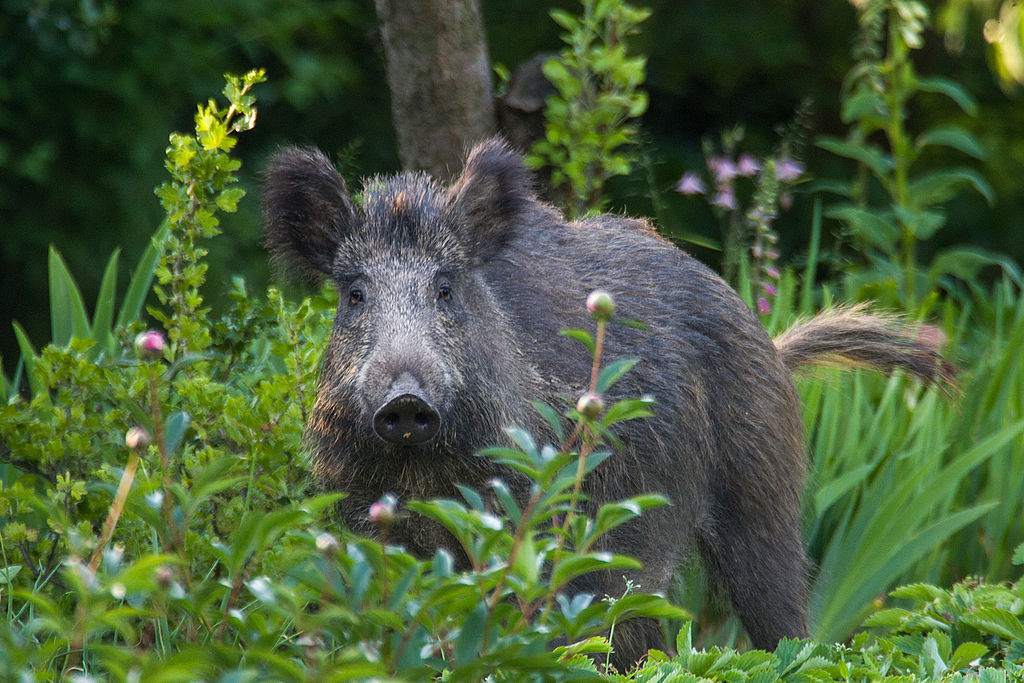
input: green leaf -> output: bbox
[215,187,246,213]
[595,357,639,393]
[92,249,120,357]
[893,206,946,240]
[117,221,170,330]
[817,137,894,180]
[962,607,1024,642]
[48,246,91,345]
[1013,542,1024,566]
[0,565,21,584]
[825,205,898,250]
[164,411,191,456]
[916,126,986,160]
[454,602,488,665]
[841,86,886,124]
[602,397,655,426]
[950,642,988,670]
[560,328,596,355]
[676,620,693,653]
[928,247,1023,288]
[531,400,566,442]
[12,322,44,398]
[607,593,690,623]
[915,76,978,116]
[550,552,640,590]
[909,167,994,206]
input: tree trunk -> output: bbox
[374,0,496,180]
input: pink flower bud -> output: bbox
[368,494,398,525]
[712,189,737,211]
[757,297,771,315]
[764,266,781,280]
[761,282,778,296]
[134,330,166,359]
[576,392,605,419]
[125,426,151,451]
[586,290,616,322]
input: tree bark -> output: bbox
[375,0,496,180]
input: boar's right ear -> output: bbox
[446,138,535,261]
[262,146,357,282]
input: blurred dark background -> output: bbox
[2,0,1022,364]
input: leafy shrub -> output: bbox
[527,0,651,218]
[0,71,694,679]
[816,0,1015,309]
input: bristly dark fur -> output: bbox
[261,136,955,670]
[261,146,357,283]
[774,303,957,387]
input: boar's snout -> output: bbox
[372,373,441,446]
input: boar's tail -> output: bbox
[772,303,956,387]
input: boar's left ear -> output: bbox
[446,137,535,261]
[262,146,358,283]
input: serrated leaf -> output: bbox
[962,606,1024,642]
[950,642,988,670]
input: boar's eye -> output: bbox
[348,287,364,307]
[437,284,452,302]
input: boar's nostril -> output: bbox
[372,392,440,446]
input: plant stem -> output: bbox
[88,450,141,573]
[886,18,915,309]
[148,372,176,551]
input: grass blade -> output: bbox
[92,249,121,358]
[117,222,169,331]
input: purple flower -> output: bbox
[709,156,738,183]
[711,188,737,211]
[675,172,706,195]
[737,154,761,177]
[757,297,771,315]
[775,157,804,182]
[764,266,781,280]
[761,282,778,296]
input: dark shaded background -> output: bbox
[2,0,1021,364]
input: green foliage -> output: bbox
[151,68,266,358]
[0,72,696,679]
[528,0,651,218]
[2,225,169,403]
[635,577,1024,680]
[817,0,1008,310]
